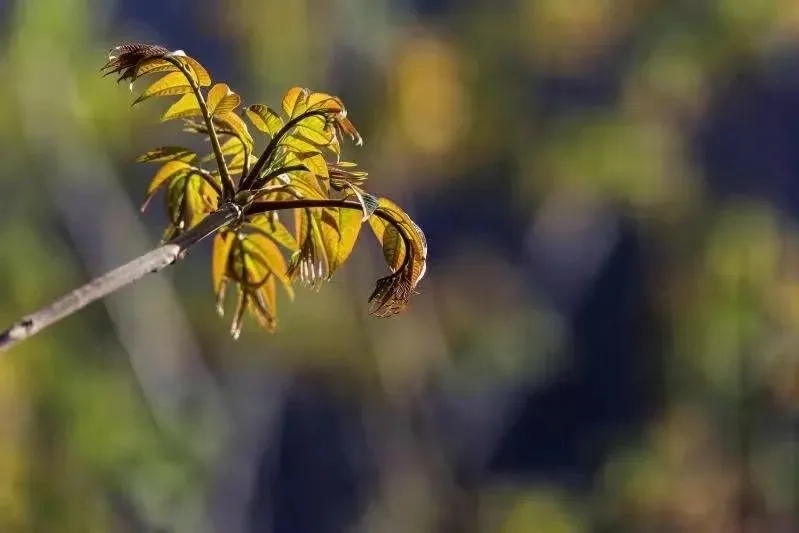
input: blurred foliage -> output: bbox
[0,0,798,532]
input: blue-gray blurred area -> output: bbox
[0,1,797,532]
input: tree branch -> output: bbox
[0,202,241,353]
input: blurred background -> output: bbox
[0,0,798,531]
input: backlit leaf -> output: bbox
[133,71,192,104]
[141,160,192,211]
[161,92,201,121]
[243,232,291,287]
[246,215,298,252]
[282,87,309,118]
[136,146,196,163]
[307,92,343,113]
[246,104,284,136]
[180,56,211,86]
[134,58,178,79]
[320,207,363,276]
[207,83,240,116]
[216,112,253,149]
[369,216,406,271]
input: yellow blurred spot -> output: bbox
[393,33,468,156]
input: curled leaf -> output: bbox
[102,42,170,84]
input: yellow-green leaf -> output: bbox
[207,83,240,115]
[180,56,211,86]
[246,215,298,252]
[161,92,202,121]
[282,86,309,118]
[243,233,291,287]
[136,146,196,163]
[141,160,191,210]
[246,104,284,136]
[133,71,192,104]
[135,58,178,79]
[307,92,343,113]
[320,207,363,276]
[216,111,253,149]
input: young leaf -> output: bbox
[136,146,196,163]
[212,231,235,301]
[215,112,253,149]
[282,87,310,118]
[179,56,212,86]
[134,58,179,79]
[161,93,202,121]
[245,104,284,136]
[207,83,241,116]
[245,215,298,252]
[319,207,363,276]
[242,233,293,289]
[368,217,406,271]
[141,160,192,210]
[133,71,192,104]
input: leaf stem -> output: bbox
[0,203,241,353]
[245,199,413,271]
[165,56,235,200]
[241,110,328,190]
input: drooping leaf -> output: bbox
[245,104,284,136]
[368,216,406,271]
[242,232,292,288]
[141,160,192,211]
[319,207,363,276]
[245,215,298,252]
[133,71,192,104]
[215,112,253,149]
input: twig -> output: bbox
[0,203,240,353]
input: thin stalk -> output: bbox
[0,203,240,353]
[165,56,235,200]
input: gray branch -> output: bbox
[0,203,239,353]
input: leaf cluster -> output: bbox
[102,42,427,338]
